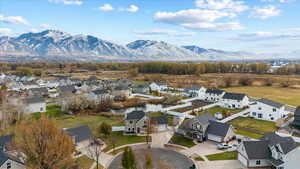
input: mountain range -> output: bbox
[0,30,297,61]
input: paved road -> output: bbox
[107,148,194,169]
[198,160,245,169]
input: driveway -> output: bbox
[183,141,223,156]
[197,160,246,169]
[151,130,173,148]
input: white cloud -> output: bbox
[125,5,139,12]
[29,28,39,33]
[250,5,281,19]
[48,0,83,5]
[0,14,30,26]
[260,0,291,3]
[181,22,245,31]
[195,0,248,12]
[99,4,114,11]
[133,29,196,37]
[232,31,300,41]
[154,9,235,24]
[0,28,12,35]
[40,24,57,30]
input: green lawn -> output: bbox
[206,151,238,161]
[76,155,97,169]
[198,106,243,116]
[229,117,277,135]
[194,156,205,161]
[224,86,300,106]
[102,131,150,152]
[234,129,263,139]
[169,133,196,148]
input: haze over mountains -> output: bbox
[0,30,298,61]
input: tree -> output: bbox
[145,152,153,169]
[13,116,75,169]
[122,147,137,169]
[88,140,101,169]
[128,67,139,78]
[99,122,112,138]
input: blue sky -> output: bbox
[1,0,300,53]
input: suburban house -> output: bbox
[177,113,234,143]
[132,84,150,94]
[292,106,300,128]
[64,125,93,151]
[57,85,77,97]
[0,135,25,169]
[185,86,207,99]
[21,81,39,90]
[28,87,48,97]
[88,89,111,102]
[220,92,249,109]
[250,98,286,121]
[238,132,299,169]
[112,86,131,99]
[149,82,168,92]
[24,96,46,114]
[205,88,225,102]
[124,111,149,135]
[150,116,168,132]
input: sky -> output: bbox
[0,0,300,53]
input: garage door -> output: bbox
[157,124,167,132]
[238,153,248,167]
[208,134,222,142]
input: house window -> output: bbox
[40,107,44,111]
[258,107,262,110]
[7,162,11,169]
[271,117,274,120]
[128,128,131,131]
[258,114,262,118]
[252,112,257,116]
[256,160,261,165]
[129,120,133,124]
[273,108,277,112]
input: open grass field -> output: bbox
[229,117,277,135]
[206,151,238,161]
[169,133,196,148]
[224,86,300,106]
[198,106,243,116]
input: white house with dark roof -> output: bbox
[250,98,286,121]
[238,132,299,169]
[24,96,46,114]
[88,89,111,102]
[124,111,148,135]
[205,88,225,102]
[0,135,25,169]
[185,86,207,99]
[64,125,93,151]
[149,82,168,92]
[220,92,249,109]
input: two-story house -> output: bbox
[220,92,249,109]
[238,132,299,169]
[64,125,93,152]
[112,86,131,99]
[205,88,225,102]
[185,86,207,99]
[149,82,168,92]
[24,96,46,114]
[250,98,286,121]
[88,89,111,102]
[177,113,234,143]
[124,111,149,135]
[132,84,150,94]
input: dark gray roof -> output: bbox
[65,125,93,143]
[222,92,246,101]
[269,159,284,166]
[205,88,224,95]
[156,82,167,86]
[261,132,297,154]
[257,98,284,108]
[29,87,48,93]
[195,113,216,126]
[58,85,76,92]
[294,106,300,116]
[92,89,109,95]
[151,116,168,125]
[26,96,45,104]
[0,135,13,149]
[126,111,146,121]
[243,140,270,160]
[114,86,129,90]
[207,120,230,137]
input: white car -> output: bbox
[217,143,232,150]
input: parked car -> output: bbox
[217,143,232,150]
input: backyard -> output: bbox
[197,106,244,117]
[169,133,196,148]
[228,117,277,137]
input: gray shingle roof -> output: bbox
[257,98,284,108]
[207,120,230,137]
[151,116,168,125]
[222,92,246,101]
[261,132,297,154]
[294,106,300,116]
[195,113,216,126]
[26,96,45,104]
[243,140,270,160]
[58,85,76,92]
[65,125,93,143]
[126,111,146,121]
[92,89,109,95]
[205,89,224,95]
[0,135,13,150]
